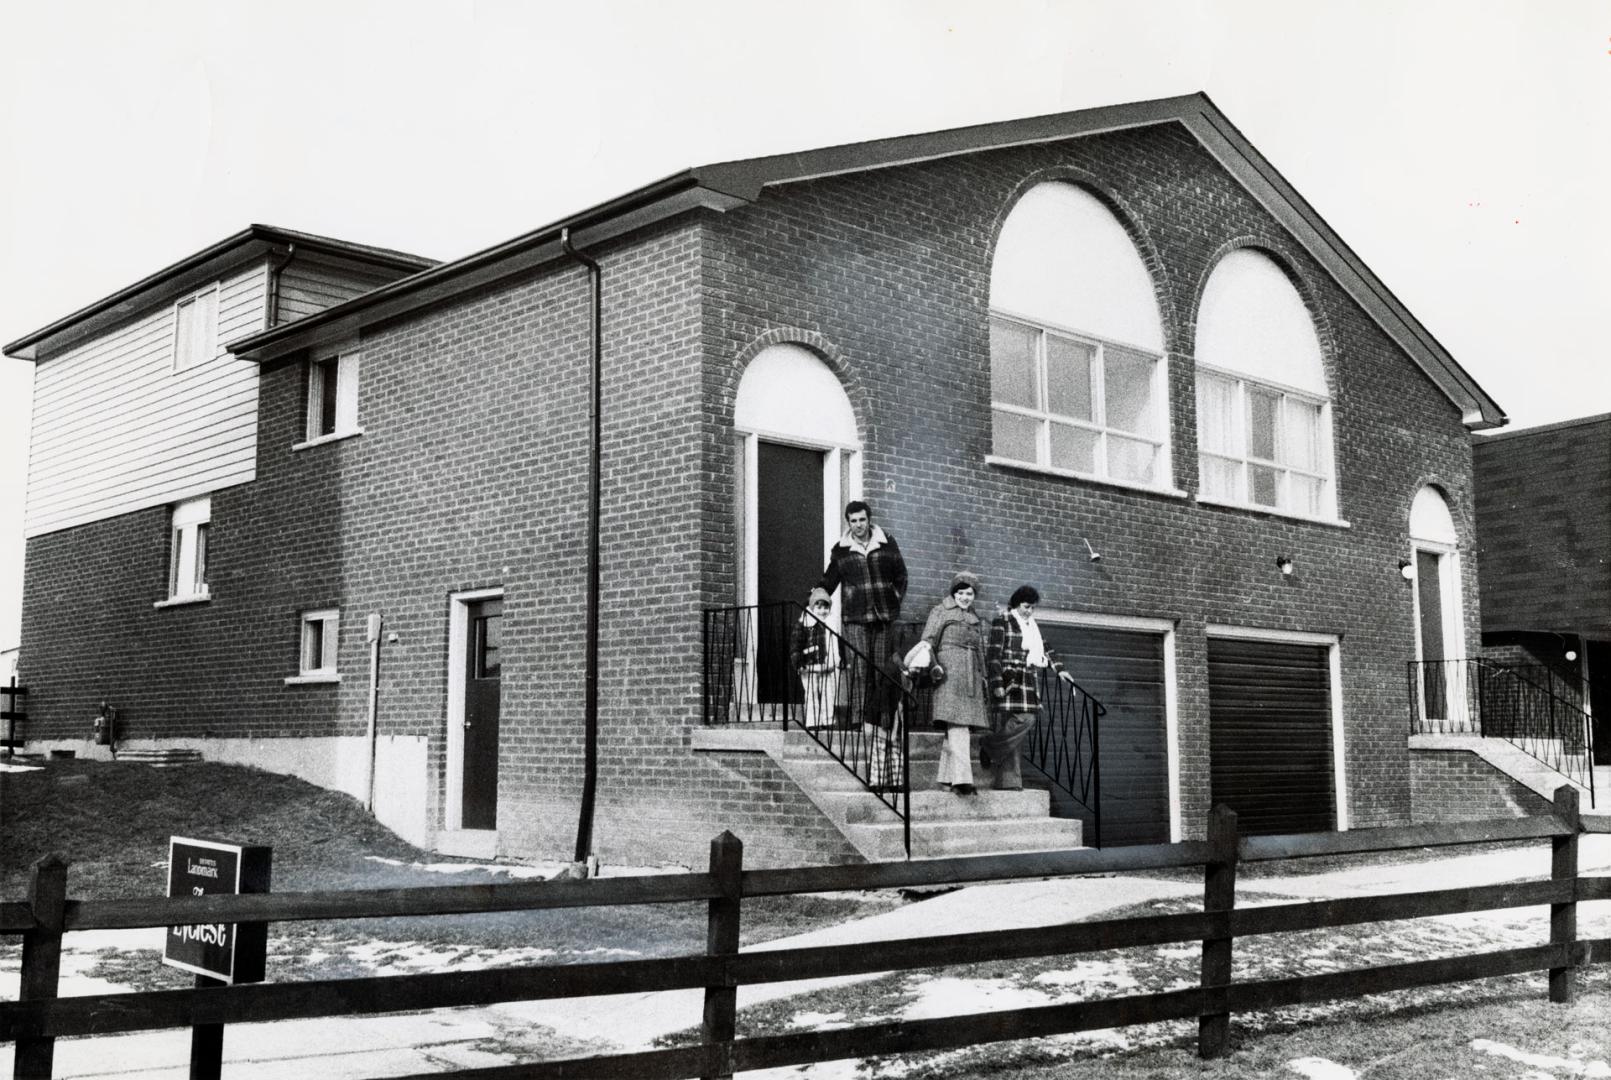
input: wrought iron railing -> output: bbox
[704,602,913,855]
[1408,658,1596,808]
[1023,666,1104,848]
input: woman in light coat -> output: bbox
[919,571,988,794]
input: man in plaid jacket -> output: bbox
[818,501,908,728]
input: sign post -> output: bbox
[163,837,271,1080]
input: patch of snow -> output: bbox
[339,939,558,973]
[899,976,1053,1020]
[1471,1039,1611,1077]
[788,1010,848,1030]
[0,762,41,772]
[362,855,692,879]
[1287,1056,1358,1080]
[1048,1028,1134,1051]
[1033,959,1139,992]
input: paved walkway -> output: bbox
[4,837,1608,1078]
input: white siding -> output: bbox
[25,262,268,537]
[276,256,400,324]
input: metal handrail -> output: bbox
[1408,657,1595,808]
[1022,666,1105,848]
[704,602,915,856]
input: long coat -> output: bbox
[920,597,988,729]
[986,612,1068,715]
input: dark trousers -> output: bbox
[843,621,895,729]
[981,710,1036,790]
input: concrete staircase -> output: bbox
[693,725,1084,860]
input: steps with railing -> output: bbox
[1408,658,1596,808]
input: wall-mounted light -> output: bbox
[1082,537,1103,563]
[1398,558,1416,581]
[1276,555,1294,576]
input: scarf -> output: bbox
[1013,611,1048,667]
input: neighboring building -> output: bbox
[8,95,1518,866]
[1473,414,1610,766]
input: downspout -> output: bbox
[264,244,297,329]
[559,227,602,866]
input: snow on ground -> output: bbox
[1286,1057,1359,1080]
[362,855,693,878]
[0,761,41,772]
[1470,1039,1611,1077]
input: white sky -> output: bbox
[1,0,1607,650]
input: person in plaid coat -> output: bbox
[983,584,1076,790]
[818,501,908,729]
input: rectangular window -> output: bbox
[299,610,340,676]
[989,315,1167,488]
[1196,369,1333,518]
[305,352,360,442]
[168,497,211,601]
[173,287,219,371]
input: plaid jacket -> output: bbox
[986,613,1066,714]
[819,526,908,625]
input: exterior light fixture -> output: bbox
[1276,555,1294,576]
[1082,537,1102,563]
[1398,558,1415,581]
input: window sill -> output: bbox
[153,594,210,610]
[293,428,364,452]
[284,673,341,685]
[985,456,1189,500]
[1194,494,1351,529]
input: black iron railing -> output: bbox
[704,602,913,855]
[1023,666,1104,848]
[1409,658,1596,808]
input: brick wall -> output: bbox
[1409,749,1551,822]
[21,119,1486,863]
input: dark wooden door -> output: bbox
[1589,639,1609,767]
[1416,550,1446,720]
[1038,625,1169,845]
[462,598,502,830]
[756,442,823,701]
[1208,637,1334,836]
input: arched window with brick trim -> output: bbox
[987,182,1170,489]
[1194,249,1338,521]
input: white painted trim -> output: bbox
[445,587,504,834]
[152,595,210,610]
[292,428,365,452]
[1034,609,1181,842]
[1192,494,1351,529]
[984,455,1188,499]
[741,433,759,609]
[283,674,341,686]
[1205,624,1348,830]
[733,423,860,453]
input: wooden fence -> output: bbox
[3,786,1608,1080]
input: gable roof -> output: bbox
[4,225,437,362]
[226,93,1504,429]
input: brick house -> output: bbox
[8,95,1519,866]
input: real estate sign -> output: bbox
[162,836,271,984]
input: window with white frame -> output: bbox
[167,497,210,600]
[172,286,219,371]
[299,610,340,677]
[305,351,360,442]
[1193,250,1337,520]
[988,182,1168,488]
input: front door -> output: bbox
[462,598,502,830]
[1590,639,1609,767]
[756,441,825,701]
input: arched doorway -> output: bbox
[1409,486,1465,727]
[734,344,861,700]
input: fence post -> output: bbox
[15,854,67,1080]
[1198,805,1238,1059]
[1549,784,1580,1004]
[701,831,743,1080]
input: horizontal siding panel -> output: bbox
[275,257,396,325]
[26,266,266,538]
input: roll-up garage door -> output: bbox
[1207,637,1334,836]
[1038,624,1169,846]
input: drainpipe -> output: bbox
[365,613,383,812]
[560,227,602,867]
[264,244,297,330]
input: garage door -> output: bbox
[1208,637,1334,836]
[1039,624,1169,846]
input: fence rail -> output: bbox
[0,679,24,753]
[4,791,1608,1079]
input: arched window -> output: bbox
[988,183,1168,488]
[1194,250,1336,519]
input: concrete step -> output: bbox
[814,787,1051,825]
[781,728,942,761]
[847,814,1084,861]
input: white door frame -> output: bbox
[444,587,504,834]
[1035,610,1182,842]
[736,426,861,613]
[1206,624,1349,832]
[1409,541,1465,727]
